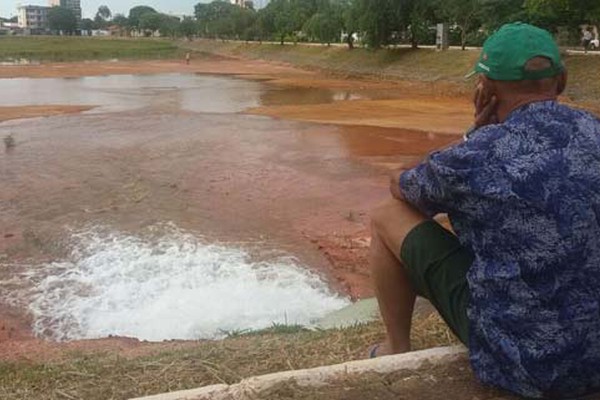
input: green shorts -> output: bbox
[400,220,473,345]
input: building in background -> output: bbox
[17,5,50,34]
[49,0,82,26]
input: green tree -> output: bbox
[356,0,393,48]
[112,14,128,27]
[478,0,526,31]
[436,0,482,49]
[303,1,343,46]
[232,6,257,39]
[179,16,198,39]
[48,6,78,35]
[96,5,112,21]
[340,0,361,49]
[261,0,295,44]
[158,14,181,38]
[93,5,112,29]
[195,1,239,39]
[139,12,163,36]
[128,6,158,30]
[81,18,94,34]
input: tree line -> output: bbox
[191,0,600,49]
[46,0,600,48]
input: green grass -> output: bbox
[182,40,600,103]
[0,36,181,61]
[0,315,457,400]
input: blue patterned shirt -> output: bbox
[400,101,600,399]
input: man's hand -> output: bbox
[473,80,499,128]
[389,169,405,201]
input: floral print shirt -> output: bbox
[400,101,600,399]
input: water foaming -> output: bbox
[27,226,349,342]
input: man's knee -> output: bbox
[370,199,427,246]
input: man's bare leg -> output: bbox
[370,199,428,355]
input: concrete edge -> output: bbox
[130,345,467,400]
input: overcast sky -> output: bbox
[2,1,201,19]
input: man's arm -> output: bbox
[390,82,498,204]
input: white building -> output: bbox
[49,0,82,25]
[17,5,50,31]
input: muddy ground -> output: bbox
[0,57,471,361]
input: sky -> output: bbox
[2,1,203,19]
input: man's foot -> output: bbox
[367,342,394,358]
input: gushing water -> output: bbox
[24,226,349,342]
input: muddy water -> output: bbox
[0,74,456,341]
[0,73,364,114]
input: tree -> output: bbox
[128,6,157,30]
[81,18,94,34]
[262,0,296,44]
[158,14,181,38]
[195,1,238,38]
[48,6,77,35]
[139,12,163,36]
[179,16,198,39]
[231,6,257,39]
[112,14,128,26]
[340,0,361,49]
[356,0,393,48]
[478,0,526,31]
[96,5,112,21]
[303,1,344,46]
[436,0,482,49]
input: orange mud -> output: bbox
[248,98,473,134]
[0,58,473,361]
[0,105,94,122]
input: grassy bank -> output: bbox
[0,36,180,62]
[0,317,456,400]
[182,40,600,104]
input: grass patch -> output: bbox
[0,315,458,399]
[183,40,600,103]
[0,36,181,62]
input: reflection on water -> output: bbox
[0,73,365,115]
[259,86,363,107]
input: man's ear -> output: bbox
[557,70,567,96]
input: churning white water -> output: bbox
[26,226,349,342]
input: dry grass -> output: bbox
[0,314,458,400]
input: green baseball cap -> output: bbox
[468,22,564,81]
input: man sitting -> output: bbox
[370,22,600,399]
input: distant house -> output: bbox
[17,5,51,34]
[91,29,110,36]
[0,21,20,35]
[105,24,127,37]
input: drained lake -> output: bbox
[0,73,454,341]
